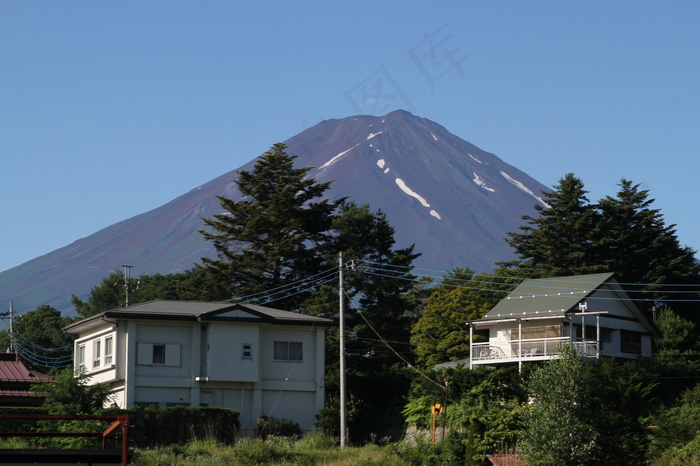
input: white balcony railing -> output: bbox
[471,337,598,363]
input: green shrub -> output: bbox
[141,406,240,446]
[256,415,302,440]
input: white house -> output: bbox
[63,300,332,432]
[464,273,658,371]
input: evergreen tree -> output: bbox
[654,306,700,356]
[198,143,341,309]
[304,202,421,442]
[506,173,600,277]
[333,202,420,370]
[506,175,699,319]
[595,179,700,316]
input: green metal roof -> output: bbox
[480,272,615,321]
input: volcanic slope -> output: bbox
[0,110,549,313]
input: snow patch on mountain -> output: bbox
[377,159,386,169]
[320,144,360,169]
[367,131,383,140]
[473,173,495,192]
[384,167,390,173]
[431,133,438,142]
[395,178,430,207]
[469,154,483,164]
[430,210,442,220]
[500,171,550,207]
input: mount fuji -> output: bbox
[0,110,550,314]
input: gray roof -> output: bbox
[480,272,615,321]
[64,300,333,333]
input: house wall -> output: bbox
[74,325,118,385]
[261,389,317,430]
[206,323,260,382]
[71,317,326,432]
[576,287,655,358]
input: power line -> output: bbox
[225,267,338,304]
[361,260,700,289]
[346,290,442,389]
[359,264,700,302]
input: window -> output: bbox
[621,330,642,354]
[242,343,253,359]
[274,341,303,362]
[93,339,101,368]
[137,343,181,366]
[573,326,614,344]
[104,336,113,365]
[78,344,86,372]
[153,344,166,364]
[521,325,560,339]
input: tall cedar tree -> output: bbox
[508,174,699,318]
[506,173,600,277]
[304,202,420,441]
[595,179,700,317]
[329,202,420,371]
[199,143,342,308]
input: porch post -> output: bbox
[568,316,573,347]
[518,319,523,374]
[596,314,601,358]
[468,323,473,369]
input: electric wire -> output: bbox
[223,268,337,302]
[361,260,700,289]
[344,290,442,388]
[13,341,73,370]
[247,274,339,307]
[13,333,73,353]
[359,267,700,302]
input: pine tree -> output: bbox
[506,173,601,277]
[595,179,700,315]
[304,202,421,442]
[198,143,341,308]
[306,201,421,370]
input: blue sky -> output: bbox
[1,1,698,273]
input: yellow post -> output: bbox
[431,403,442,444]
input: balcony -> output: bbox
[471,337,598,364]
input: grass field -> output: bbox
[131,434,407,465]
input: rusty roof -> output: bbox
[0,353,52,384]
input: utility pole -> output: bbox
[9,299,15,354]
[122,265,133,307]
[0,300,16,353]
[339,252,347,447]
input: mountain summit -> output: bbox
[0,110,549,313]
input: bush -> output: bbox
[140,406,240,446]
[256,416,302,440]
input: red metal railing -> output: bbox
[0,414,129,465]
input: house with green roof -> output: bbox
[63,300,332,433]
[464,273,658,371]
